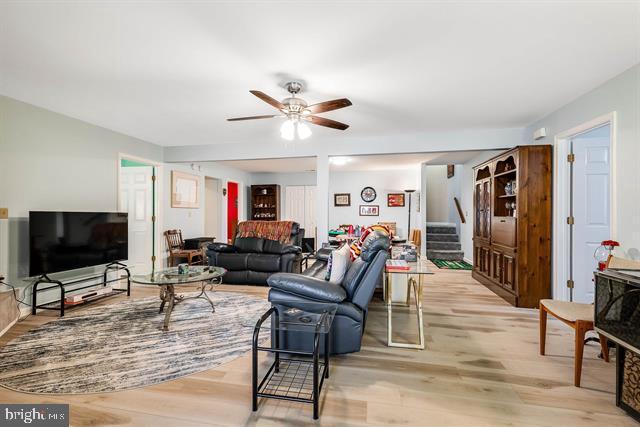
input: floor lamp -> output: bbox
[404,189,416,240]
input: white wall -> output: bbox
[423,164,463,229]
[250,171,317,217]
[424,165,450,223]
[165,128,523,163]
[0,95,164,303]
[329,168,421,239]
[524,63,640,260]
[163,164,205,242]
[164,162,252,251]
[0,96,253,306]
[458,150,506,262]
[446,165,463,225]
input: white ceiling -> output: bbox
[210,150,493,173]
[331,151,497,172]
[213,157,317,173]
[1,2,638,147]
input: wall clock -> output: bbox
[361,187,377,203]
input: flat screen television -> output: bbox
[29,211,128,277]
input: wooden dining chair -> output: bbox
[539,299,609,387]
[410,229,422,252]
[164,229,204,267]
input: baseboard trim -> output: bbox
[463,257,473,265]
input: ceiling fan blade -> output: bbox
[227,114,279,121]
[306,98,352,114]
[249,90,285,111]
[305,115,349,130]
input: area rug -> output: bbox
[431,259,473,270]
[0,291,270,394]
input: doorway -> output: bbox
[227,181,239,243]
[284,185,317,250]
[568,124,612,303]
[118,156,161,274]
[204,177,221,240]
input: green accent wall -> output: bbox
[121,158,151,168]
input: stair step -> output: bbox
[427,233,459,242]
[427,241,461,250]
[426,249,464,261]
[426,225,457,234]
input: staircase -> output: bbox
[426,222,464,261]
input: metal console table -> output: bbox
[384,256,433,349]
[252,302,337,420]
[31,261,130,317]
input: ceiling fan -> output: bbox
[227,81,352,140]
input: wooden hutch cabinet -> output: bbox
[472,145,552,308]
[250,184,281,221]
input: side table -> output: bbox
[183,236,215,250]
[384,256,433,349]
[252,301,337,420]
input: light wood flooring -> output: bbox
[0,266,634,426]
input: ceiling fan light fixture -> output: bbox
[229,82,351,136]
[297,122,312,140]
[280,119,295,141]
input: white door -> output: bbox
[120,166,154,274]
[205,177,220,239]
[285,186,306,226]
[285,185,317,250]
[571,124,611,303]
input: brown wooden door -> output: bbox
[491,250,503,283]
[480,246,491,276]
[482,180,491,239]
[473,243,481,271]
[502,253,517,292]
[475,179,491,239]
[474,183,483,238]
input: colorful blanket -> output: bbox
[237,221,295,244]
[349,224,390,261]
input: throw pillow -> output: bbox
[329,244,351,285]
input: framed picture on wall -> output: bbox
[447,164,455,178]
[334,193,351,207]
[359,205,379,216]
[387,193,405,207]
[171,170,200,208]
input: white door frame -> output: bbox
[117,153,164,270]
[552,112,617,301]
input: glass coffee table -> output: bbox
[252,301,337,420]
[131,266,226,331]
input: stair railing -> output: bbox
[454,197,466,224]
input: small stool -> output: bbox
[539,299,609,387]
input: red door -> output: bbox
[227,181,238,243]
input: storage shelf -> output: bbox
[258,358,327,402]
[37,289,127,311]
[498,194,517,198]
[251,184,280,222]
[493,169,517,178]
